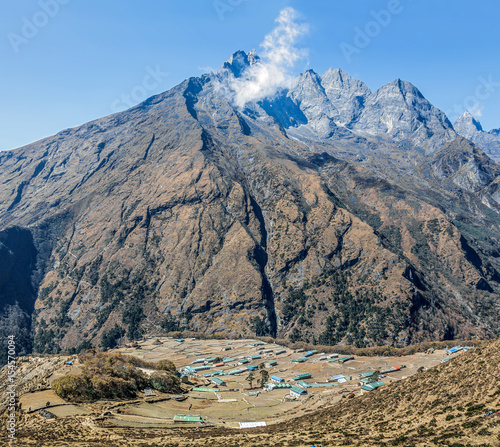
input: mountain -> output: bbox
[1,51,500,357]
[454,110,500,162]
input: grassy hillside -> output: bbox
[262,338,500,446]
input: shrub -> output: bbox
[52,374,94,401]
[250,316,268,336]
[156,359,176,373]
[161,314,180,332]
[477,428,491,436]
[462,420,481,429]
[52,352,180,402]
[150,373,180,392]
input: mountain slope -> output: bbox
[0,51,500,356]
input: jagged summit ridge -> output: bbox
[214,50,455,149]
[454,110,484,135]
[354,78,454,148]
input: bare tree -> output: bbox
[259,369,269,387]
[246,373,255,389]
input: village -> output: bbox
[100,337,470,429]
[10,337,472,431]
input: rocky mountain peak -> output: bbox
[454,110,484,136]
[284,68,347,138]
[321,68,370,97]
[350,78,454,149]
[247,49,260,65]
[221,50,260,78]
[292,69,322,89]
[377,78,424,101]
[453,111,500,162]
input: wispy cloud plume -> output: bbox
[230,7,309,108]
[469,104,483,118]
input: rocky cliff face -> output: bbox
[454,110,500,163]
[1,51,499,355]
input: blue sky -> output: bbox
[1,0,499,151]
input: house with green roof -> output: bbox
[292,357,308,363]
[293,372,312,380]
[290,386,308,398]
[173,414,202,423]
[360,381,385,392]
[212,377,226,387]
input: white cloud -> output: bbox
[469,103,484,118]
[230,7,309,108]
[198,65,216,74]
